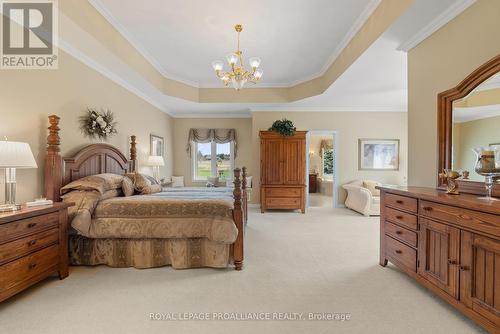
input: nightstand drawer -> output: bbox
[0,244,59,293]
[0,212,59,244]
[385,221,417,247]
[0,228,59,265]
[385,235,416,272]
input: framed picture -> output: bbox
[150,134,164,157]
[358,139,399,170]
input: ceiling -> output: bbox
[93,0,375,87]
[79,0,476,116]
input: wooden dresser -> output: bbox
[260,131,307,213]
[379,186,500,333]
[0,203,72,302]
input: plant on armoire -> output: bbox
[268,118,296,137]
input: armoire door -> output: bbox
[261,138,283,185]
[283,138,304,185]
[418,218,460,298]
[460,231,500,326]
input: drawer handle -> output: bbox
[395,230,403,235]
[396,200,404,204]
[396,215,403,220]
[29,263,37,270]
[447,259,457,265]
[395,250,403,254]
[27,223,37,228]
[28,239,37,246]
[459,214,472,220]
[423,207,433,212]
[460,265,469,271]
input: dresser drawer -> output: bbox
[420,201,500,237]
[0,228,59,265]
[385,235,417,272]
[385,221,417,247]
[0,244,59,293]
[265,187,302,198]
[265,197,301,209]
[0,212,59,244]
[385,207,418,231]
[385,193,418,213]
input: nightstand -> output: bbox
[0,202,73,302]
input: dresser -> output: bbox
[260,131,307,213]
[379,186,500,333]
[0,203,72,302]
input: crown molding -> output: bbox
[250,106,406,113]
[88,0,200,88]
[286,0,382,87]
[397,0,476,52]
[88,0,382,89]
[453,104,500,123]
[172,112,252,119]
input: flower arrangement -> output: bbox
[79,108,117,140]
[268,118,296,137]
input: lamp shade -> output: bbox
[147,155,165,167]
[0,141,37,168]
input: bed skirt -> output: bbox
[69,235,231,269]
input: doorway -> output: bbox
[306,131,338,208]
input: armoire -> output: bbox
[259,131,307,213]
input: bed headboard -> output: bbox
[44,115,137,201]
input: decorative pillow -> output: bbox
[60,173,124,195]
[121,176,135,196]
[101,188,123,200]
[140,184,162,194]
[207,176,219,186]
[144,174,160,185]
[172,176,184,188]
[363,180,381,197]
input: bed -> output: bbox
[44,115,247,270]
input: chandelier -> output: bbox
[211,24,263,90]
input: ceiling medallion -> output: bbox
[211,24,263,91]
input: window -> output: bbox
[193,141,234,181]
[322,148,334,179]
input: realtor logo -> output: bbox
[1,0,58,69]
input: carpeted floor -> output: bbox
[0,207,485,334]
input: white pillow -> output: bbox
[171,176,184,188]
[207,176,219,186]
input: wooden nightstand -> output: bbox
[0,202,73,302]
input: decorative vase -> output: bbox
[473,147,500,201]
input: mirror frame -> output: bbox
[437,54,500,196]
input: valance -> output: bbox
[320,139,333,151]
[187,128,238,157]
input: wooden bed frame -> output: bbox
[43,115,246,270]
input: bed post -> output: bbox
[129,135,137,172]
[44,115,62,202]
[241,166,248,225]
[233,168,244,271]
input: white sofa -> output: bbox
[342,180,381,216]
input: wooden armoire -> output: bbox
[260,131,307,213]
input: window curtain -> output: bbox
[186,128,238,157]
[320,139,333,153]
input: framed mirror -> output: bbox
[438,54,500,197]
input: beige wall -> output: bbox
[408,0,500,187]
[453,115,500,181]
[0,50,173,204]
[172,118,253,187]
[252,112,408,204]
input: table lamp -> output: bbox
[0,141,38,212]
[147,155,164,182]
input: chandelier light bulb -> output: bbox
[212,60,223,72]
[227,53,238,65]
[249,57,261,69]
[254,68,263,79]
